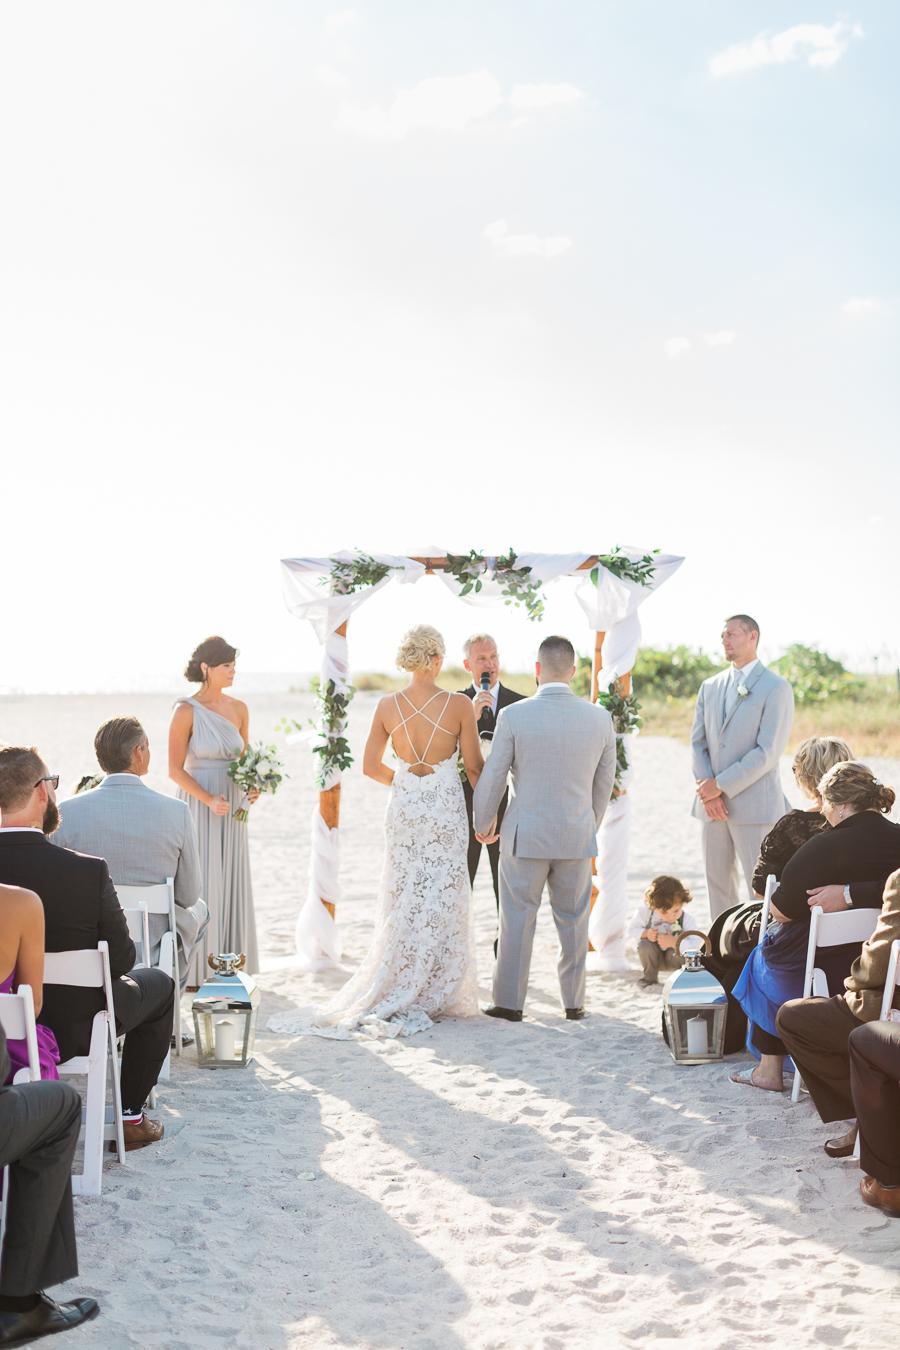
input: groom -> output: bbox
[473,636,617,1021]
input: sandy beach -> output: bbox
[2,690,900,1349]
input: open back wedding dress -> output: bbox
[271,691,479,1039]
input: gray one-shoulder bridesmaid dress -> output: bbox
[175,698,259,980]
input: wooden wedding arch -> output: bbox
[281,549,684,972]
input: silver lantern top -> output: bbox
[663,936,728,1011]
[191,952,259,1013]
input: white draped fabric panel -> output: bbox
[587,735,635,972]
[280,549,684,973]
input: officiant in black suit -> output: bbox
[459,635,525,934]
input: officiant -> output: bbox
[459,635,525,940]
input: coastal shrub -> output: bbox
[572,646,720,700]
[771,644,863,704]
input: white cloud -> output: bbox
[702,330,737,348]
[508,82,585,111]
[664,336,692,359]
[337,72,586,140]
[842,296,886,316]
[709,21,863,79]
[339,70,503,141]
[316,63,350,91]
[484,219,572,259]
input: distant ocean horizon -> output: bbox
[0,672,316,698]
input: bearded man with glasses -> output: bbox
[0,747,174,1152]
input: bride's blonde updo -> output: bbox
[396,624,445,673]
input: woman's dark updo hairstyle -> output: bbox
[184,636,238,684]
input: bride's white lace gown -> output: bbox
[299,692,478,1039]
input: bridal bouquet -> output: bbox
[227,742,285,823]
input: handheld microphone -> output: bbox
[480,672,491,692]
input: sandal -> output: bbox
[730,1066,785,1093]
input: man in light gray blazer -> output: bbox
[692,614,794,921]
[473,636,617,1021]
[53,718,208,989]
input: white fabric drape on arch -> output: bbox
[280,548,683,972]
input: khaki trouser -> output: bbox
[701,818,770,921]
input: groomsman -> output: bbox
[691,615,794,921]
[459,635,525,923]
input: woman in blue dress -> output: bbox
[731,761,900,1092]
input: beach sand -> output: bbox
[2,691,900,1348]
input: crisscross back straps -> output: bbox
[392,690,454,764]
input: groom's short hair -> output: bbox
[538,636,575,676]
[726,614,760,638]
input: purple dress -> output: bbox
[1,970,61,1083]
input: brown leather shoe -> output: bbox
[860,1175,900,1218]
[123,1113,164,1152]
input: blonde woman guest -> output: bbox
[308,625,484,1039]
[169,637,259,980]
[732,763,900,1092]
[750,738,854,896]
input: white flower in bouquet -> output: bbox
[227,742,285,823]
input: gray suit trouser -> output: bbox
[701,818,769,921]
[0,1080,80,1295]
[494,855,593,1011]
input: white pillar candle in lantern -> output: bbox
[214,1018,237,1061]
[686,1016,708,1057]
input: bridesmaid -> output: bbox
[168,636,259,982]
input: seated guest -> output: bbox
[0,746,174,1150]
[750,737,853,896]
[776,866,900,1156]
[848,1019,900,1218]
[0,1026,99,1345]
[52,717,208,990]
[0,853,60,1081]
[731,762,900,1092]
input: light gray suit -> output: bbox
[691,661,794,920]
[473,685,617,1011]
[53,774,208,987]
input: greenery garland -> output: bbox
[596,680,642,799]
[279,677,356,789]
[322,552,393,595]
[444,548,545,621]
[592,546,659,588]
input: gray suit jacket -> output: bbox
[691,663,794,824]
[473,686,617,860]
[53,774,207,957]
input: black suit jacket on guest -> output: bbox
[0,832,136,1061]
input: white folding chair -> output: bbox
[791,905,881,1104]
[43,942,125,1197]
[0,984,42,1256]
[878,938,900,1021]
[757,874,778,946]
[116,879,181,1057]
[120,903,160,1105]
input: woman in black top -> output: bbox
[732,762,899,1092]
[750,737,852,895]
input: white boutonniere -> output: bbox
[737,684,750,700]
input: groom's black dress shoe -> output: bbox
[565,1008,586,1020]
[484,1006,523,1022]
[0,1293,99,1346]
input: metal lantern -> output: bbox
[192,953,260,1069]
[662,931,728,1065]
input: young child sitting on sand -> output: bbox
[631,876,696,987]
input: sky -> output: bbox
[0,2,897,689]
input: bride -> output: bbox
[312,624,485,1038]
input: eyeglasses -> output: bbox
[35,774,60,791]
